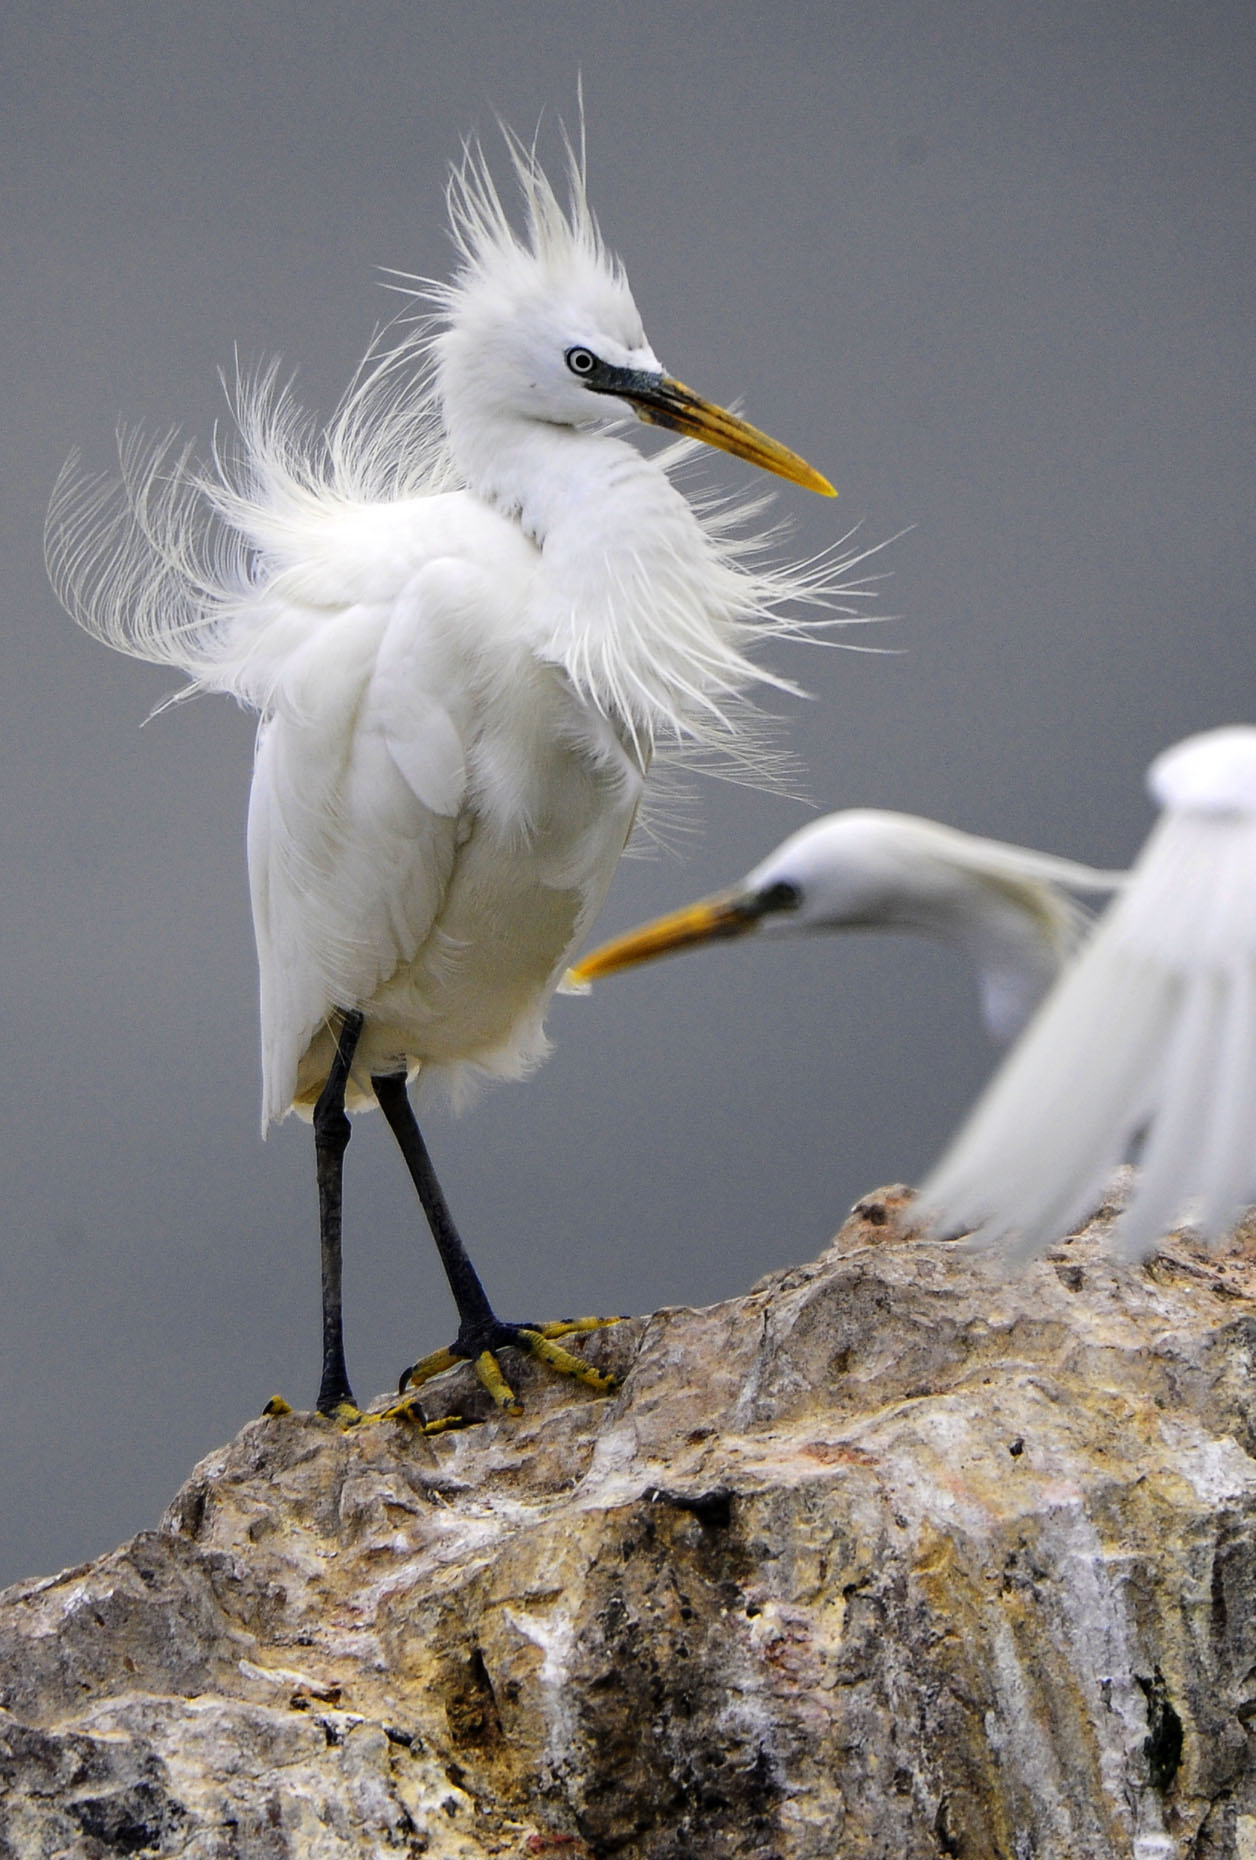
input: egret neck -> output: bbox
[448,414,779,768]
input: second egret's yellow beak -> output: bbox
[567,889,767,987]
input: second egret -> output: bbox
[568,809,1123,1043]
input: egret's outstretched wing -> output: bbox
[918,727,1256,1260]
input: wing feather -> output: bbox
[249,564,496,1126]
[919,771,1256,1258]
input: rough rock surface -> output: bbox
[2,1183,1255,1859]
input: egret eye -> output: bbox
[757,880,802,915]
[565,346,597,377]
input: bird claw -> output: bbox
[515,1326,620,1394]
[472,1348,525,1415]
[324,1398,371,1430]
[398,1314,624,1414]
[375,1392,467,1433]
[399,1345,463,1393]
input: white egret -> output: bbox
[918,726,1256,1261]
[568,809,1123,1043]
[46,130,858,1420]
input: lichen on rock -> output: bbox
[1,1185,1254,1857]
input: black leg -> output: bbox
[371,1068,620,1412]
[313,1009,364,1415]
[371,1070,496,1338]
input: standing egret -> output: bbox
[568,809,1123,1043]
[47,131,858,1421]
[918,726,1256,1261]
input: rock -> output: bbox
[1,1184,1255,1858]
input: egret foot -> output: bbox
[324,1397,373,1430]
[372,1071,623,1415]
[261,1390,465,1434]
[264,1392,368,1430]
[400,1315,623,1416]
[294,1394,437,1430]
[378,1392,467,1433]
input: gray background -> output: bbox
[2,0,1251,1587]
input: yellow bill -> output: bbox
[566,890,763,987]
[629,375,836,497]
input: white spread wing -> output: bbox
[918,728,1256,1260]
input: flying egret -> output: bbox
[918,726,1256,1261]
[46,130,859,1421]
[568,809,1123,1043]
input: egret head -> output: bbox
[564,840,812,987]
[432,134,834,496]
[434,137,653,426]
[565,814,976,985]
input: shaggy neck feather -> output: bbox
[449,406,757,759]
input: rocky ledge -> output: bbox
[1,1184,1255,1859]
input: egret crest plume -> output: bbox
[49,139,873,769]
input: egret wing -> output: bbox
[249,567,485,1126]
[905,823,1122,1043]
[919,800,1256,1259]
